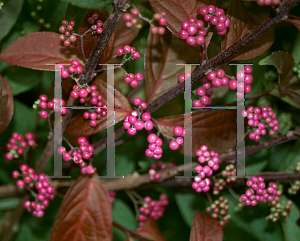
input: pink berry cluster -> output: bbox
[116,45,141,59]
[59,20,76,47]
[179,17,208,46]
[123,8,140,28]
[71,84,107,127]
[212,179,226,195]
[123,98,152,135]
[138,194,169,227]
[145,134,163,160]
[257,0,280,6]
[265,201,292,222]
[145,126,185,160]
[57,137,95,174]
[197,5,230,36]
[5,133,35,160]
[227,65,253,99]
[240,176,281,207]
[221,164,237,183]
[148,160,176,181]
[244,106,279,141]
[87,13,104,35]
[123,72,144,88]
[205,196,230,226]
[35,95,67,119]
[192,76,214,107]
[12,164,55,217]
[149,12,167,35]
[108,191,116,203]
[61,59,83,79]
[192,145,220,193]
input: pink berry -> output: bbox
[151,26,158,34]
[169,141,179,150]
[144,121,153,131]
[61,70,69,78]
[228,79,237,90]
[179,30,188,40]
[123,13,132,22]
[198,6,208,16]
[147,134,157,144]
[173,126,183,136]
[135,73,143,81]
[133,52,141,59]
[78,88,88,98]
[157,27,165,35]
[123,45,131,53]
[159,18,167,26]
[133,97,141,106]
[186,36,196,46]
[39,111,48,119]
[131,8,139,16]
[142,112,151,121]
[127,128,136,136]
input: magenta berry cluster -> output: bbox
[5,132,35,161]
[35,95,67,119]
[87,13,104,35]
[244,106,279,141]
[138,194,169,227]
[192,76,213,107]
[148,160,176,181]
[71,84,107,127]
[123,8,140,28]
[192,145,220,193]
[116,45,141,60]
[257,0,280,6]
[145,126,185,160]
[265,201,292,222]
[179,17,207,46]
[58,137,95,174]
[240,176,281,207]
[228,65,253,99]
[124,72,144,88]
[150,12,167,35]
[197,5,230,36]
[59,20,76,47]
[61,59,83,79]
[206,196,230,226]
[145,134,163,160]
[123,99,152,136]
[13,164,55,217]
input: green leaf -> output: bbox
[291,33,300,64]
[278,141,300,172]
[245,159,268,174]
[259,51,300,108]
[0,0,23,42]
[8,99,36,135]
[113,199,137,230]
[4,67,40,95]
[61,0,113,9]
[0,198,19,211]
[259,51,294,84]
[175,192,209,227]
[63,3,87,33]
[280,195,300,241]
